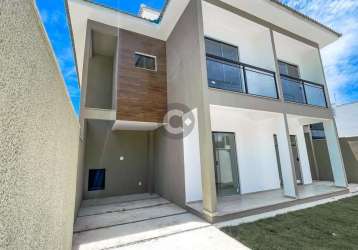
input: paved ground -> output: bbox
[73,193,248,250]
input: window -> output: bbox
[206,58,243,92]
[205,37,239,62]
[279,60,327,107]
[278,60,300,78]
[310,123,326,140]
[205,37,243,92]
[88,169,105,191]
[134,52,156,71]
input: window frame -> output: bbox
[134,52,157,72]
[204,37,279,100]
[204,36,240,63]
[278,60,301,79]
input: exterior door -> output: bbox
[212,132,240,196]
[290,135,303,184]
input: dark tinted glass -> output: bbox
[88,169,105,191]
[135,53,156,70]
[245,68,277,98]
[205,38,238,62]
[310,123,325,139]
[206,59,243,92]
[278,61,299,78]
[205,38,222,58]
[282,77,306,103]
[304,83,326,107]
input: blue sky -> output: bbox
[35,0,166,115]
[281,0,358,105]
[36,0,357,115]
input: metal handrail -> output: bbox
[280,73,325,88]
[206,53,276,75]
[280,74,327,107]
[206,54,279,99]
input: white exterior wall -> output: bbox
[210,106,282,194]
[333,103,358,138]
[202,1,276,71]
[274,32,325,85]
[183,109,203,202]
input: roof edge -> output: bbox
[65,0,81,88]
[83,0,169,24]
[269,0,342,38]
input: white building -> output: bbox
[68,0,349,223]
[334,102,358,138]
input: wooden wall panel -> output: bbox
[116,29,167,123]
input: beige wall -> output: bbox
[85,55,114,109]
[159,0,217,210]
[0,1,80,249]
[340,137,358,183]
[83,120,152,199]
[312,137,358,183]
[75,135,86,216]
[312,140,334,181]
[154,128,186,206]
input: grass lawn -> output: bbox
[222,196,358,250]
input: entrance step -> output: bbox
[73,194,248,250]
[74,203,186,233]
[73,213,208,250]
[81,193,159,207]
[78,197,170,217]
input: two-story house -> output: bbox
[67,0,349,223]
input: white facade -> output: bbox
[274,32,325,85]
[202,1,276,72]
[333,103,358,138]
[67,0,348,217]
[210,105,282,194]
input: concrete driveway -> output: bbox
[73,194,248,250]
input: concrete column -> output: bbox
[166,0,217,213]
[323,120,348,187]
[269,29,284,101]
[295,125,313,184]
[194,0,217,215]
[277,114,298,197]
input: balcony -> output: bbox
[206,55,279,99]
[281,74,327,108]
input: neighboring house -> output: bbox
[67,0,349,222]
[334,102,358,138]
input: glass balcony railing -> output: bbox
[281,74,327,107]
[206,55,278,99]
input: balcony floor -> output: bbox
[187,181,348,223]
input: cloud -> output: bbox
[281,0,358,104]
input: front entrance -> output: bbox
[290,135,303,184]
[212,132,240,196]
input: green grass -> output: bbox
[222,196,358,250]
